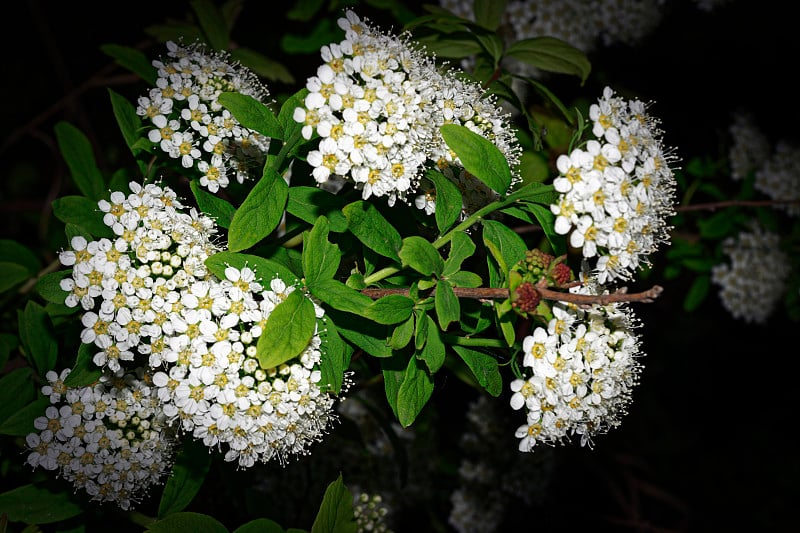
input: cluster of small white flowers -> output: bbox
[25,367,175,510]
[352,492,393,533]
[754,140,800,218]
[151,266,336,469]
[58,182,220,373]
[550,86,677,283]
[727,111,771,181]
[710,220,791,324]
[509,282,643,452]
[294,9,521,211]
[136,41,271,193]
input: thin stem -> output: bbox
[441,333,511,348]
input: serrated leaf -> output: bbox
[205,251,299,286]
[54,121,106,201]
[108,88,145,158]
[397,356,434,427]
[228,166,289,252]
[0,483,83,524]
[190,179,235,228]
[452,345,502,396]
[424,169,462,234]
[343,201,402,262]
[158,438,212,518]
[440,124,512,194]
[505,36,591,84]
[146,512,229,533]
[287,186,348,232]
[442,231,475,277]
[435,280,459,330]
[0,262,30,293]
[399,236,443,277]
[256,290,316,369]
[189,0,230,50]
[302,216,341,285]
[101,44,157,84]
[307,278,373,315]
[310,473,356,533]
[364,294,415,325]
[217,92,282,140]
[52,196,113,239]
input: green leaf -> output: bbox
[158,438,212,518]
[0,396,49,436]
[205,251,300,286]
[63,342,102,388]
[342,201,402,262]
[481,219,527,278]
[0,239,40,273]
[473,0,507,30]
[100,44,157,84]
[52,196,113,239]
[0,483,83,524]
[698,211,737,240]
[440,124,512,194]
[417,315,445,373]
[332,310,392,358]
[505,36,591,84]
[302,217,341,285]
[230,47,295,85]
[318,320,351,395]
[286,0,325,20]
[256,290,317,369]
[218,92,282,140]
[307,278,373,315]
[413,34,484,58]
[310,473,357,533]
[435,280,459,330]
[20,301,58,376]
[684,274,710,312]
[281,19,340,54]
[0,262,30,293]
[228,166,289,252]
[189,0,230,50]
[364,294,415,325]
[190,179,236,228]
[0,333,19,373]
[0,367,35,425]
[234,519,287,533]
[446,271,483,288]
[442,231,475,277]
[397,356,434,427]
[399,236,443,277]
[389,316,415,350]
[413,309,428,351]
[452,345,502,396]
[54,121,106,201]
[35,269,71,305]
[277,88,310,156]
[425,169,463,234]
[108,88,146,159]
[287,186,348,232]
[147,512,229,533]
[501,201,564,255]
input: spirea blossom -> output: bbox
[150,266,338,468]
[136,41,271,192]
[294,9,521,211]
[550,86,678,283]
[710,220,791,323]
[754,139,800,218]
[727,111,771,181]
[24,367,176,510]
[509,281,644,452]
[58,181,221,372]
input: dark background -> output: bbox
[2,1,798,532]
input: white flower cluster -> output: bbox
[54,183,339,476]
[550,86,677,283]
[294,9,521,211]
[755,140,800,218]
[58,181,221,373]
[151,266,336,469]
[727,111,771,181]
[136,41,271,193]
[711,220,791,324]
[509,283,643,452]
[25,367,175,510]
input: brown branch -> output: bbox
[361,281,664,305]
